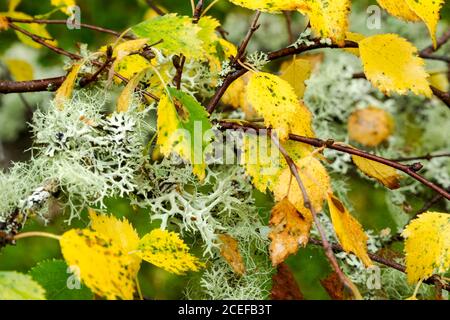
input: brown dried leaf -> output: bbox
[271,263,303,300]
[320,272,345,300]
[269,197,312,266]
[218,234,246,275]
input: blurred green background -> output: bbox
[0,0,448,300]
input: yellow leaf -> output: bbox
[376,0,420,22]
[297,0,351,45]
[343,32,365,56]
[116,68,149,112]
[347,106,394,147]
[8,0,21,12]
[156,88,212,180]
[3,12,57,49]
[60,229,139,300]
[246,72,315,141]
[241,135,312,193]
[279,57,313,99]
[112,39,149,60]
[114,54,152,84]
[404,0,444,48]
[273,156,331,214]
[4,58,33,81]
[269,197,312,266]
[0,15,9,31]
[222,77,247,109]
[50,0,76,14]
[351,152,401,189]
[54,63,82,110]
[136,229,204,275]
[88,209,140,256]
[228,0,305,12]
[359,34,432,97]
[218,38,237,59]
[218,234,246,275]
[132,14,206,60]
[402,212,450,283]
[428,72,449,92]
[327,193,372,267]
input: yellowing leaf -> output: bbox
[405,0,444,48]
[351,152,401,189]
[8,0,21,12]
[246,72,315,141]
[197,16,220,55]
[157,88,212,180]
[132,14,204,60]
[241,135,312,193]
[273,156,331,214]
[402,212,450,283]
[297,0,351,45]
[88,209,140,256]
[377,0,444,46]
[347,106,394,147]
[218,234,246,275]
[280,57,313,98]
[269,197,312,266]
[327,193,372,267]
[136,229,204,275]
[50,0,76,14]
[60,229,139,300]
[359,34,432,97]
[376,0,420,21]
[4,12,57,49]
[228,0,305,12]
[222,77,247,109]
[54,63,82,110]
[218,38,237,59]
[116,68,149,112]
[0,271,46,300]
[114,54,152,84]
[428,72,449,92]
[112,38,149,60]
[4,58,34,81]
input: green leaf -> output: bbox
[0,271,46,300]
[131,14,204,59]
[29,259,93,300]
[156,87,212,180]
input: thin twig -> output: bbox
[272,134,363,299]
[145,0,165,16]
[283,11,294,44]
[235,11,261,61]
[392,153,450,162]
[7,17,134,39]
[420,28,450,56]
[218,120,450,200]
[309,238,450,292]
[8,22,81,60]
[0,76,66,93]
[412,193,444,219]
[207,39,358,113]
[192,0,204,24]
[79,47,115,87]
[172,54,186,90]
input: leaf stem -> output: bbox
[14,231,61,241]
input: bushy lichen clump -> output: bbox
[0,91,274,299]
